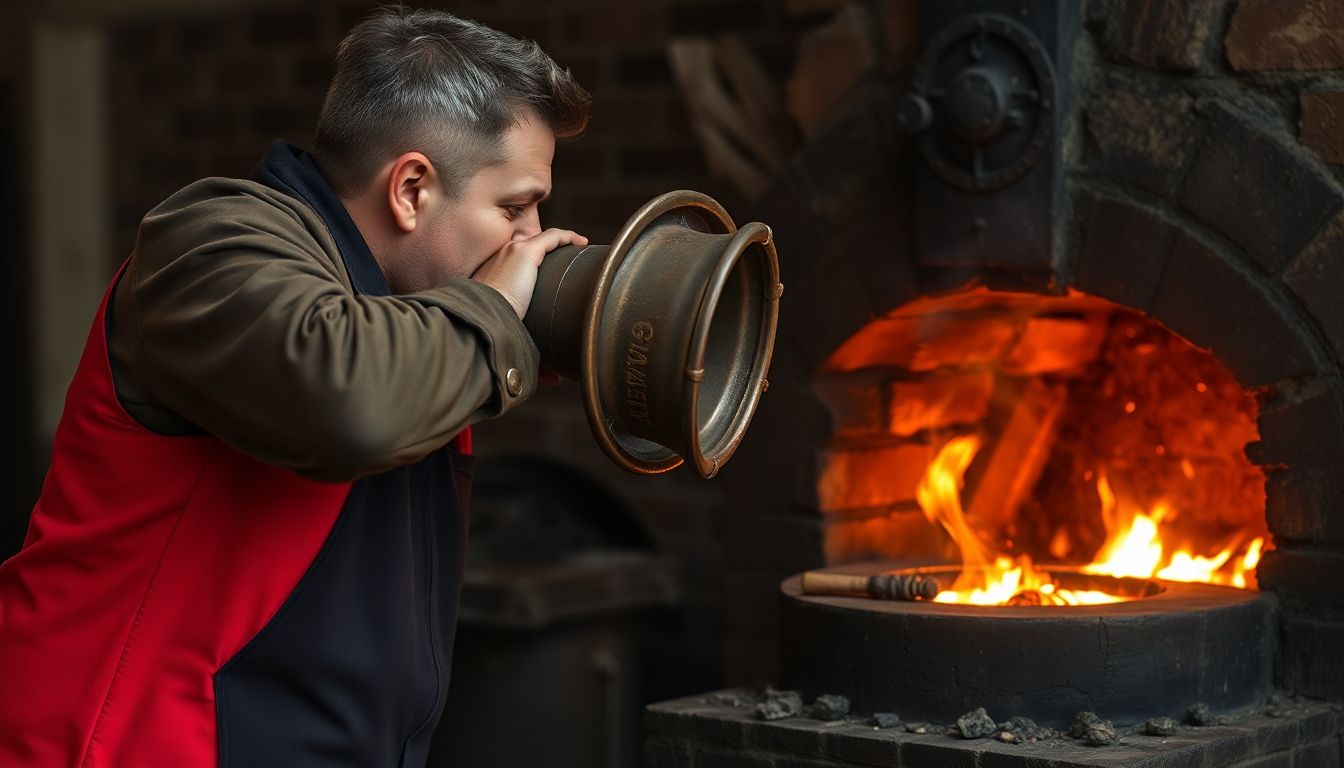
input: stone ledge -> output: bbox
[645,689,1344,768]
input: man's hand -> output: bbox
[471,228,588,319]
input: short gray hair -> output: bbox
[312,6,590,197]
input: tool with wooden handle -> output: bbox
[801,571,941,601]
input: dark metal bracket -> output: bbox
[901,1,1080,273]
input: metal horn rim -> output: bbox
[682,221,780,479]
[580,190,736,475]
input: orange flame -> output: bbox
[1083,472,1263,589]
[915,435,990,572]
[918,437,1124,605]
[916,438,1266,606]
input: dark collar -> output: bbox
[252,140,392,297]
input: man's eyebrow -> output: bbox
[506,187,551,203]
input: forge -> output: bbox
[759,289,1281,747]
[778,288,1279,729]
[814,291,1269,603]
[645,0,1344,765]
[781,564,1275,729]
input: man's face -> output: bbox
[399,115,555,292]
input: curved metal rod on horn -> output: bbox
[523,190,782,478]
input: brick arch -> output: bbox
[730,99,1344,690]
[1066,188,1344,697]
[1071,193,1328,389]
[1070,190,1344,543]
[1073,85,1344,699]
[752,89,1344,529]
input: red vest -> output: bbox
[0,269,470,765]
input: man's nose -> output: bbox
[514,208,542,240]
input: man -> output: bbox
[0,8,588,766]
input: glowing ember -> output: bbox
[916,437,1267,606]
[928,554,1127,606]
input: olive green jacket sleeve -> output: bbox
[108,177,537,482]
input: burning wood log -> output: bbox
[801,570,940,601]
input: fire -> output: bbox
[916,436,1125,606]
[1084,472,1264,589]
[917,437,1266,606]
[915,435,990,572]
[929,554,1127,606]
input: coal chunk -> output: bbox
[871,712,901,729]
[1266,691,1295,717]
[1070,711,1117,746]
[755,689,804,721]
[998,715,1053,743]
[1084,719,1117,746]
[1070,711,1103,739]
[956,707,997,739]
[1144,717,1178,736]
[712,690,756,708]
[1187,702,1213,726]
[810,694,850,721]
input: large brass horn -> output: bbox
[523,190,782,478]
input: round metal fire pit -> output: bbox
[779,563,1276,728]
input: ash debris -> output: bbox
[870,712,901,729]
[710,688,759,709]
[755,688,804,721]
[1266,692,1290,717]
[949,709,1057,743]
[723,684,1314,752]
[752,689,855,722]
[809,694,850,721]
[1264,691,1316,719]
[1143,717,1178,736]
[998,715,1055,743]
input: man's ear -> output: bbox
[386,152,435,233]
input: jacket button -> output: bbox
[506,368,523,397]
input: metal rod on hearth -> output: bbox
[801,571,941,601]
